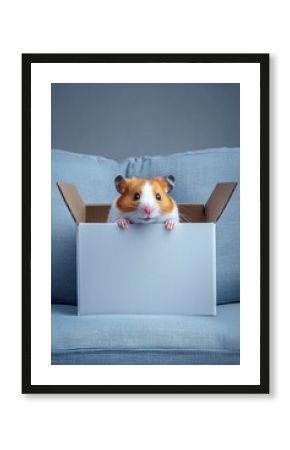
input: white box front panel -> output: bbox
[77,223,216,315]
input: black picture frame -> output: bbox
[22,53,269,394]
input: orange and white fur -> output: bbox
[107,175,179,230]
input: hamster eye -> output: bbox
[134,192,140,201]
[156,193,162,201]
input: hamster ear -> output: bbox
[114,175,126,194]
[163,175,175,192]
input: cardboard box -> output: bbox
[57,182,237,316]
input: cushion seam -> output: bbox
[52,347,240,354]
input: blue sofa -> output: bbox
[51,147,240,364]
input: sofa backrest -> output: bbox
[52,147,240,305]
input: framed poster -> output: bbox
[22,53,269,394]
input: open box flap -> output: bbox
[205,182,237,223]
[57,181,237,224]
[57,182,86,224]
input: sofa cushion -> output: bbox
[51,303,240,365]
[51,149,128,304]
[126,147,240,303]
[52,147,240,305]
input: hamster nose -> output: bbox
[143,206,153,216]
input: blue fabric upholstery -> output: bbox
[126,148,240,304]
[52,147,239,305]
[51,303,240,365]
[51,150,127,304]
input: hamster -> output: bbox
[107,175,179,230]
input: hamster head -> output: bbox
[114,175,176,223]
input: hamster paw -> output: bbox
[117,218,130,229]
[165,219,176,231]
